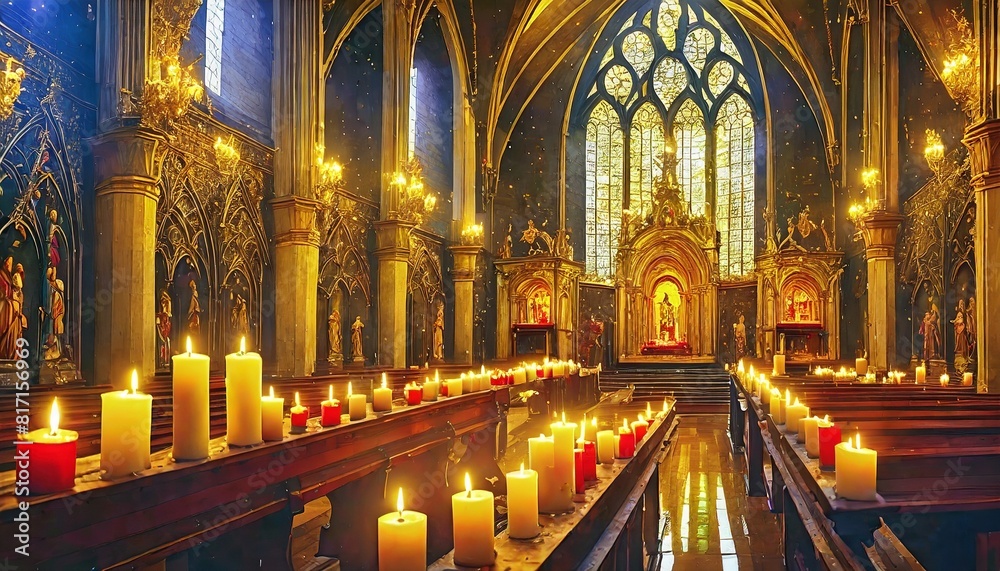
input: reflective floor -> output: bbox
[656,415,784,571]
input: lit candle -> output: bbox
[290,392,308,432]
[16,398,78,494]
[940,374,950,387]
[645,402,653,421]
[526,365,537,382]
[553,360,566,377]
[549,413,577,512]
[631,415,649,443]
[452,473,495,567]
[769,388,785,424]
[261,386,284,441]
[578,438,597,480]
[172,337,210,460]
[855,357,868,376]
[422,377,439,401]
[374,376,393,412]
[773,353,786,376]
[101,370,152,478]
[513,367,527,385]
[835,433,877,501]
[818,421,842,467]
[785,399,809,434]
[506,463,539,539]
[737,359,745,377]
[802,415,827,458]
[617,419,635,458]
[447,377,463,397]
[543,358,553,378]
[348,382,367,420]
[574,449,585,493]
[321,385,341,427]
[378,487,427,571]
[461,372,474,394]
[963,372,974,387]
[915,363,926,384]
[225,337,263,447]
[405,382,422,406]
[596,429,615,464]
[529,433,558,513]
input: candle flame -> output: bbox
[823,415,829,422]
[623,418,629,431]
[50,397,60,435]
[348,382,353,396]
[269,385,275,399]
[131,369,139,394]
[397,487,404,516]
[793,398,801,406]
[434,370,440,382]
[855,432,861,449]
[381,378,387,390]
[295,392,301,407]
[561,411,566,424]
[592,417,598,427]
[520,462,525,474]
[328,385,333,402]
[481,365,486,375]
[638,413,645,422]
[239,336,246,354]
[186,336,192,355]
[465,472,472,497]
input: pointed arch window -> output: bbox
[205,0,225,95]
[582,0,759,279]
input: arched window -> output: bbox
[582,0,759,279]
[205,0,225,95]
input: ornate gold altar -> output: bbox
[495,256,583,360]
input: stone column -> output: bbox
[860,212,904,371]
[271,0,322,376]
[375,221,414,368]
[92,128,166,389]
[450,246,481,365]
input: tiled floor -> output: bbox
[656,415,784,571]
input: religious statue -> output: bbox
[46,209,62,268]
[351,316,365,361]
[552,228,574,259]
[919,303,941,361]
[40,266,65,361]
[231,293,249,338]
[966,297,977,358]
[659,293,676,342]
[432,302,445,361]
[328,308,342,361]
[520,220,553,255]
[953,300,969,361]
[733,314,747,360]
[762,207,778,253]
[187,280,201,334]
[497,224,513,259]
[156,290,172,367]
[0,258,27,360]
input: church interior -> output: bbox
[1,0,999,569]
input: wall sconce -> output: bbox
[923,129,945,176]
[141,54,205,129]
[213,136,241,174]
[460,223,484,246]
[0,56,25,119]
[861,168,881,193]
[393,158,437,225]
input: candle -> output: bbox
[915,364,926,384]
[579,440,597,480]
[290,392,308,432]
[447,377,463,397]
[16,398,78,494]
[225,337,263,447]
[818,422,842,467]
[405,382,422,406]
[596,429,615,464]
[549,414,577,512]
[737,359,745,377]
[452,474,495,567]
[321,385,341,427]
[261,386,284,441]
[617,419,635,458]
[645,402,653,421]
[543,358,553,378]
[553,360,566,377]
[768,388,784,424]
[802,415,827,458]
[170,337,210,460]
[856,357,868,376]
[506,463,539,539]
[348,382,367,420]
[773,353,786,376]
[785,399,809,434]
[574,449,585,493]
[461,372,474,394]
[963,372,974,387]
[631,415,649,443]
[101,370,152,478]
[835,433,877,501]
[529,434,558,513]
[378,488,427,571]
[526,365,537,382]
[374,376,393,412]
[513,367,527,385]
[422,377,439,401]
[940,374,950,387]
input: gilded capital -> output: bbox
[271,195,321,248]
[91,127,168,194]
[964,119,1000,190]
[374,219,416,260]
[860,211,904,259]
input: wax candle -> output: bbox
[596,429,615,464]
[452,473,495,567]
[101,370,152,478]
[802,415,827,458]
[261,386,284,441]
[513,367,527,385]
[818,422,842,467]
[543,358,553,378]
[378,488,427,571]
[785,399,809,434]
[737,359,745,378]
[421,377,438,401]
[553,360,566,377]
[290,392,308,432]
[172,337,210,461]
[506,463,539,539]
[447,377,463,397]
[856,357,868,376]
[940,374,950,387]
[963,372,974,387]
[835,433,877,501]
[631,415,649,443]
[574,449,585,493]
[768,388,784,424]
[579,440,597,480]
[225,337,263,447]
[526,365,537,382]
[348,382,367,420]
[773,353,786,376]
[529,433,558,513]
[321,385,341,427]
[617,419,635,458]
[915,364,926,384]
[374,376,393,412]
[17,398,78,494]
[549,414,577,512]
[405,382,422,406]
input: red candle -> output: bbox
[405,383,422,406]
[440,381,449,397]
[617,420,635,458]
[574,449,585,493]
[536,365,545,379]
[17,398,78,495]
[290,392,309,432]
[818,424,842,468]
[321,385,341,427]
[579,440,597,480]
[631,417,648,443]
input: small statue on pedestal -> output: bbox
[351,316,365,363]
[432,302,445,361]
[328,308,342,365]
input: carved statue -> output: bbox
[762,207,778,253]
[796,206,817,238]
[187,280,201,334]
[919,303,941,360]
[0,258,27,360]
[497,224,513,259]
[351,316,364,360]
[552,228,574,259]
[733,314,747,360]
[432,302,445,361]
[967,297,977,357]
[651,148,685,227]
[230,293,249,339]
[328,308,342,359]
[659,293,676,342]
[156,290,172,367]
[953,300,969,360]
[40,266,65,361]
[520,220,553,255]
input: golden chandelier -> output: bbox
[141,54,205,129]
[0,56,25,120]
[392,158,437,225]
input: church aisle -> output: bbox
[655,415,784,571]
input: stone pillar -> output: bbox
[450,246,481,365]
[375,220,414,368]
[860,212,904,371]
[92,128,166,389]
[272,0,322,376]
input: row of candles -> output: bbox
[739,358,974,387]
[378,402,670,570]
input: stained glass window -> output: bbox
[582,0,759,278]
[409,67,418,157]
[205,0,225,95]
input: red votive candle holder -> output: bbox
[291,405,309,428]
[574,449,585,493]
[631,421,648,443]
[440,382,449,397]
[581,440,597,480]
[617,429,635,459]
[536,366,545,379]
[321,400,341,427]
[17,429,79,495]
[818,424,842,468]
[405,386,422,406]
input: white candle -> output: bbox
[549,415,577,512]
[940,374,950,387]
[835,433,878,501]
[374,375,393,412]
[529,434,559,513]
[913,364,925,384]
[261,386,284,441]
[378,488,427,571]
[172,338,210,460]
[773,354,786,376]
[461,372,474,394]
[422,377,439,401]
[785,399,810,434]
[963,372,974,386]
[101,370,152,478]
[226,337,263,447]
[447,378,463,397]
[506,464,539,539]
[452,473,495,567]
[553,361,566,377]
[543,358,553,378]
[348,382,367,420]
[513,367,527,385]
[596,429,615,463]
[769,388,785,424]
[526,365,537,382]
[855,357,868,376]
[801,415,824,457]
